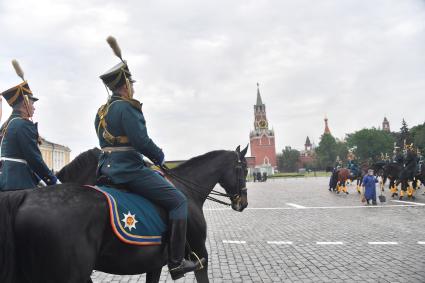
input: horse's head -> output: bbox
[57,148,101,185]
[219,145,249,212]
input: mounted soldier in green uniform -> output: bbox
[392,145,404,165]
[0,60,58,191]
[95,36,204,280]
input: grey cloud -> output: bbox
[1,0,424,159]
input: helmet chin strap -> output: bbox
[22,94,33,121]
[123,70,133,99]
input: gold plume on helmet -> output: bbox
[11,59,25,81]
[106,36,124,62]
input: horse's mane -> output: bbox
[57,148,101,180]
[172,150,228,172]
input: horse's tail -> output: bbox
[0,191,27,283]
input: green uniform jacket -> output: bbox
[94,95,164,184]
[0,110,57,191]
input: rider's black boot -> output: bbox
[168,219,205,281]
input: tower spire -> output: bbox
[324,115,331,134]
[256,82,263,105]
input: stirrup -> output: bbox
[190,251,205,270]
[169,257,206,280]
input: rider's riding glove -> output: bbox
[44,175,58,186]
[155,150,165,166]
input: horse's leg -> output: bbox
[356,177,361,194]
[389,178,396,197]
[411,178,418,200]
[146,268,162,283]
[380,176,385,192]
[407,178,414,199]
[193,244,209,283]
[382,175,387,192]
[399,180,406,200]
[186,208,209,283]
[379,176,384,192]
[343,179,348,194]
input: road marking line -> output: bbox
[417,241,425,245]
[390,200,425,206]
[316,241,343,245]
[286,203,306,209]
[267,241,293,245]
[222,240,246,244]
[204,204,425,211]
[368,242,398,245]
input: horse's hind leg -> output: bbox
[389,179,397,197]
[146,268,162,283]
[399,181,407,200]
[408,179,415,199]
[342,179,348,195]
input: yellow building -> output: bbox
[39,137,71,172]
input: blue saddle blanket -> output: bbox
[90,185,166,246]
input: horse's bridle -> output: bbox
[161,151,247,207]
[211,151,247,204]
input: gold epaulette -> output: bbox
[122,97,142,112]
[97,100,131,146]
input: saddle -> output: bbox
[86,183,167,246]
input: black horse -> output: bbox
[0,146,249,283]
[348,161,371,194]
[418,164,425,187]
[396,162,423,199]
[379,163,403,197]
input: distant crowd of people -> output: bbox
[252,171,268,182]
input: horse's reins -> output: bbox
[160,165,233,206]
[159,152,246,207]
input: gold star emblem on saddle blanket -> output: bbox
[121,211,138,231]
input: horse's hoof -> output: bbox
[412,196,416,200]
[346,192,349,195]
[399,196,403,200]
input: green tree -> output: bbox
[411,122,425,153]
[398,118,411,146]
[315,133,337,169]
[346,128,394,162]
[278,146,300,172]
[335,141,348,164]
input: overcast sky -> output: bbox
[1,0,424,160]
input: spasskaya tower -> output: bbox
[249,83,277,174]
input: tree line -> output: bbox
[277,119,425,172]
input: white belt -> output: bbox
[102,146,135,153]
[1,157,28,164]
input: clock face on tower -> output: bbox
[257,120,268,129]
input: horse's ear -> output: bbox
[240,144,249,157]
[236,145,241,153]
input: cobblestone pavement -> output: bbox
[92,177,425,282]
